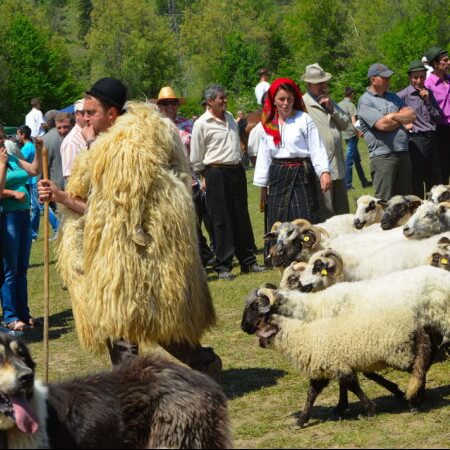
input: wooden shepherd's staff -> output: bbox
[41,145,50,383]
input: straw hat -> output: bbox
[153,86,185,104]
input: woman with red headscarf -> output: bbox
[253,78,331,234]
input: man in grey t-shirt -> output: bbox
[357,63,416,200]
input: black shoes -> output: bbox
[241,264,268,274]
[362,181,373,188]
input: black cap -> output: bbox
[86,77,127,110]
[407,60,427,73]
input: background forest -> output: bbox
[0,0,448,125]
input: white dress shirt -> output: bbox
[60,124,87,178]
[190,110,242,172]
[247,122,264,158]
[25,108,45,137]
[253,111,330,187]
[255,81,270,105]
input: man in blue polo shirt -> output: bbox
[357,63,416,200]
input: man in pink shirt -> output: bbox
[424,46,449,183]
[60,99,87,186]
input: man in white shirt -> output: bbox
[60,99,87,185]
[25,98,46,138]
[255,68,270,105]
[191,84,266,281]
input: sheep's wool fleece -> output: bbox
[57,102,216,352]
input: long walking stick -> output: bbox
[42,146,50,383]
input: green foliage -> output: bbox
[0,10,81,124]
[86,0,181,99]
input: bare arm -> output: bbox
[38,179,87,214]
[17,138,43,176]
[0,148,7,194]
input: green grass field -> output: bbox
[20,142,450,448]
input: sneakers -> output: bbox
[241,264,268,274]
[218,271,235,281]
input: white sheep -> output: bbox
[403,201,450,239]
[243,304,435,428]
[428,184,450,203]
[428,236,450,271]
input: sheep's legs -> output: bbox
[406,330,432,410]
[296,378,329,428]
[363,372,404,400]
[342,373,376,417]
[334,379,349,416]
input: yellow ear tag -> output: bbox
[321,269,328,276]
[303,236,310,242]
[440,257,449,265]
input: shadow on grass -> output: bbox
[18,309,74,344]
[221,367,286,399]
[28,259,57,269]
[290,383,450,429]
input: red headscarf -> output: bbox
[261,78,306,147]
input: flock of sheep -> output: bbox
[241,184,450,428]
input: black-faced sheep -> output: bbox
[428,236,450,271]
[241,292,439,428]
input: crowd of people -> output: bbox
[0,44,448,380]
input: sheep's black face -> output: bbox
[437,191,450,203]
[241,290,272,335]
[257,324,279,348]
[381,203,408,229]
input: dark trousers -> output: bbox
[436,125,450,184]
[370,151,413,201]
[205,165,257,273]
[192,186,215,265]
[409,132,442,199]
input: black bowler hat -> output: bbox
[86,77,127,110]
[407,60,427,73]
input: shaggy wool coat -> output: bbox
[57,102,216,352]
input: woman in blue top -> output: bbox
[0,130,42,331]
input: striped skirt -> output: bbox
[267,157,320,230]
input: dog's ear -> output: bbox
[11,339,36,372]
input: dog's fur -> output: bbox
[0,333,231,449]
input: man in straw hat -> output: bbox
[424,46,450,183]
[357,63,416,201]
[38,78,221,378]
[155,86,215,267]
[302,63,350,220]
[397,60,442,198]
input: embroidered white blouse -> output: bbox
[253,110,330,187]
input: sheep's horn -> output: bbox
[292,261,307,272]
[291,218,312,228]
[299,225,328,249]
[271,221,282,232]
[322,249,344,275]
[438,201,450,208]
[404,195,423,203]
[259,282,278,290]
[257,287,277,305]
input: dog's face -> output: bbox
[0,333,37,433]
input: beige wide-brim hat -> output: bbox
[152,86,185,104]
[301,63,332,83]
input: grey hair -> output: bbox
[204,84,226,102]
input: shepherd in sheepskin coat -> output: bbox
[57,102,216,353]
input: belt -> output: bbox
[206,163,242,169]
[410,130,435,138]
[272,157,309,166]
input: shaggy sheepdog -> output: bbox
[0,333,231,449]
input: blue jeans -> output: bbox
[30,183,59,239]
[345,136,370,188]
[1,210,32,324]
